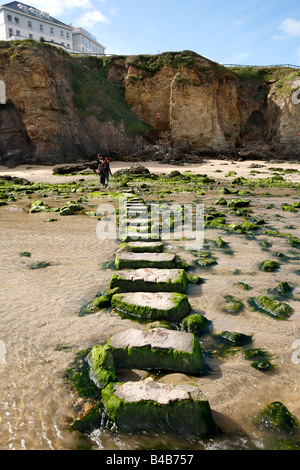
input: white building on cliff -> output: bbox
[0,2,106,54]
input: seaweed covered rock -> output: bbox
[218,330,253,346]
[255,402,299,432]
[115,252,176,269]
[111,292,191,321]
[59,201,84,216]
[251,296,294,319]
[101,379,219,436]
[107,327,203,375]
[261,260,280,272]
[181,314,209,334]
[110,268,188,293]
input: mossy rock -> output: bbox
[111,292,191,321]
[110,268,188,293]
[196,256,217,268]
[214,197,227,205]
[215,237,226,248]
[255,402,299,432]
[101,379,219,436]
[59,201,84,216]
[86,343,118,390]
[221,295,244,314]
[107,327,203,375]
[260,260,280,272]
[218,330,253,346]
[250,296,294,319]
[274,281,292,296]
[187,274,203,285]
[242,221,259,231]
[227,199,250,208]
[29,200,50,213]
[181,314,209,334]
[251,360,274,372]
[28,261,50,269]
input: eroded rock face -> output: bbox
[1,44,300,164]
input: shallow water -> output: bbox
[0,177,299,450]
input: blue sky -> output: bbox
[27,0,300,65]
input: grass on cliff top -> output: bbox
[228,65,300,95]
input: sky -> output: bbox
[15,0,300,65]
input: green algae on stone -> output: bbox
[251,360,274,372]
[59,201,84,216]
[187,274,203,285]
[115,252,176,269]
[250,296,294,319]
[79,288,120,316]
[101,379,219,437]
[111,292,191,321]
[254,402,299,432]
[260,260,280,272]
[227,199,250,208]
[107,327,203,375]
[28,261,50,269]
[274,281,292,296]
[242,221,259,231]
[181,314,209,334]
[218,330,253,346]
[221,295,244,314]
[87,343,118,390]
[20,251,31,258]
[110,268,188,293]
[29,200,51,213]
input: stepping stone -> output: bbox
[110,268,188,293]
[107,327,202,374]
[126,241,164,253]
[101,378,218,436]
[120,233,161,242]
[126,219,152,227]
[111,292,191,321]
[115,252,176,269]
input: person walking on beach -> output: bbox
[96,154,105,187]
[103,157,112,188]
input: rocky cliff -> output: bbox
[0,41,300,166]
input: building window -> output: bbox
[40,24,43,31]
[16,30,20,36]
[15,17,19,24]
[60,30,64,37]
[50,27,54,34]
[29,33,33,39]
[7,15,12,22]
[67,44,70,49]
[8,28,13,37]
[66,32,69,38]
[28,21,32,28]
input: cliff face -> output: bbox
[0,42,300,166]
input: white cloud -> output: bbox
[76,10,109,28]
[273,18,300,40]
[30,0,93,17]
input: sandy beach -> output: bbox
[0,159,299,450]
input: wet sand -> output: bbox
[0,160,299,450]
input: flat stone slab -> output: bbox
[126,241,164,252]
[108,327,202,374]
[120,233,161,242]
[115,252,176,269]
[112,292,191,321]
[101,379,218,435]
[110,268,188,293]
